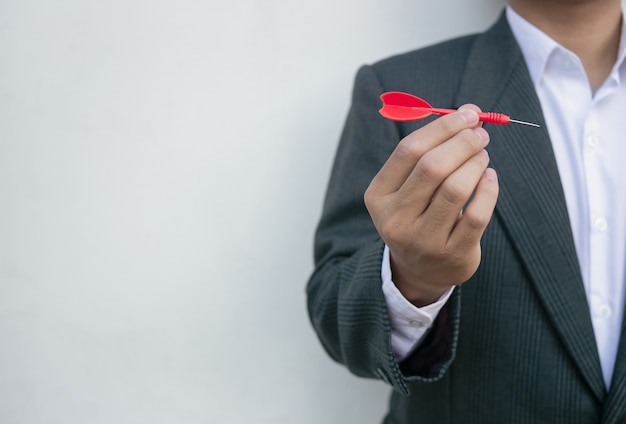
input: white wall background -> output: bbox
[0,1,503,423]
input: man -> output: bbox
[307,0,626,422]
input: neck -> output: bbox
[509,0,623,89]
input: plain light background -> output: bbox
[0,1,503,423]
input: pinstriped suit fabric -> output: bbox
[307,11,626,423]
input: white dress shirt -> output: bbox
[383,5,626,389]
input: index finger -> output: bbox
[369,108,480,195]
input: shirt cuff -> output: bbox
[381,245,454,361]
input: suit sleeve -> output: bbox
[306,64,461,395]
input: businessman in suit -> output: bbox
[307,0,626,422]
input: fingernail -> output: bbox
[484,168,497,181]
[473,127,490,143]
[459,109,478,124]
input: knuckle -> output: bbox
[457,128,485,151]
[438,114,464,134]
[463,208,490,231]
[379,219,404,243]
[363,186,375,209]
[468,151,490,174]
[395,138,424,161]
[440,179,470,205]
[415,154,446,183]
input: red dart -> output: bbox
[379,91,539,127]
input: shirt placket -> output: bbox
[583,84,622,386]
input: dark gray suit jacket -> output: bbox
[307,11,626,424]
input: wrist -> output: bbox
[389,256,452,307]
[393,276,451,307]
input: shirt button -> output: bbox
[597,305,612,319]
[408,320,426,328]
[586,134,600,148]
[594,217,608,232]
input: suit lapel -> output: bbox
[601,321,626,422]
[454,13,606,401]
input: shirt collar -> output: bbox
[506,5,626,87]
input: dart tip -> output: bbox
[509,119,540,128]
